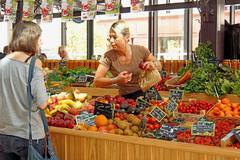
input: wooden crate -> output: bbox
[50,127,240,160]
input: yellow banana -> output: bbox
[49,108,58,116]
[58,109,68,114]
[59,104,71,111]
[59,99,76,108]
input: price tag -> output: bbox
[191,119,215,136]
[169,89,184,102]
[193,60,202,68]
[78,76,88,83]
[149,106,167,122]
[208,58,219,65]
[144,86,162,101]
[94,101,114,119]
[166,100,178,112]
[136,97,150,109]
[75,112,96,126]
[160,71,167,79]
[233,127,240,142]
[59,61,67,69]
[154,124,187,140]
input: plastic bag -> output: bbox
[139,69,161,92]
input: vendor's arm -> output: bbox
[94,64,132,87]
[144,53,162,71]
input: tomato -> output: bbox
[154,123,160,129]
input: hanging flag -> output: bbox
[22,0,34,21]
[105,0,120,15]
[61,0,74,21]
[131,0,145,12]
[41,0,54,22]
[4,0,17,22]
[81,0,97,20]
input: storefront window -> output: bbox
[224,6,230,23]
[39,18,61,59]
[66,21,87,59]
[192,8,200,51]
[93,12,149,59]
[236,5,240,24]
[93,15,118,58]
[0,21,10,52]
[157,9,185,60]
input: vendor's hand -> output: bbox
[116,71,132,84]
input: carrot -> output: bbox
[175,70,191,85]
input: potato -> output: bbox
[123,129,134,136]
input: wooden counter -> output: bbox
[50,127,240,160]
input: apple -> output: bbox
[139,61,146,70]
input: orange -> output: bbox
[221,98,231,105]
[95,115,109,127]
[88,126,98,131]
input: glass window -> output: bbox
[39,18,61,59]
[236,5,240,24]
[224,6,230,23]
[121,12,149,47]
[93,15,118,58]
[0,22,10,52]
[157,9,185,60]
[66,21,87,59]
[93,12,149,59]
[192,8,200,51]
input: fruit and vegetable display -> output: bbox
[165,42,240,97]
[44,88,240,150]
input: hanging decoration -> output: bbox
[61,0,74,21]
[4,0,17,22]
[104,0,120,15]
[22,0,34,21]
[131,0,145,12]
[81,0,97,20]
[41,0,54,22]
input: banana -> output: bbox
[60,104,71,110]
[58,109,68,114]
[49,108,58,116]
[59,99,77,108]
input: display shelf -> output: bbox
[50,126,240,160]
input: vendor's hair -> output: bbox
[110,20,130,37]
[9,21,42,56]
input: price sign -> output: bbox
[208,58,219,65]
[149,106,167,122]
[59,61,67,69]
[233,126,240,142]
[78,76,88,83]
[169,89,184,102]
[75,112,96,126]
[191,119,215,136]
[160,71,167,79]
[144,86,162,101]
[136,97,150,109]
[193,60,202,68]
[155,124,187,140]
[94,101,114,119]
[166,100,178,112]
